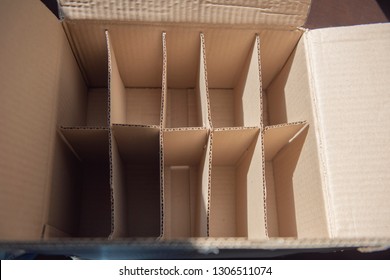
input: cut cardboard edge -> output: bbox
[160,32,168,128]
[58,0,311,29]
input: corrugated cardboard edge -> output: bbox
[58,0,311,29]
[200,33,213,129]
[1,238,389,251]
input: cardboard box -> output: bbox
[1,0,389,256]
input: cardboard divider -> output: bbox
[162,33,211,129]
[111,124,161,237]
[263,122,308,237]
[162,128,210,238]
[107,31,162,126]
[209,128,266,238]
[46,127,112,238]
[208,35,262,128]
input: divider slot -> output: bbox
[111,125,161,237]
[163,33,211,129]
[162,129,210,238]
[264,122,308,238]
[208,35,262,128]
[107,31,162,126]
[209,128,266,238]
[47,127,111,238]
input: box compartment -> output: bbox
[209,128,265,238]
[162,129,210,238]
[263,123,308,238]
[208,36,262,128]
[111,125,161,238]
[46,127,111,238]
[162,33,211,129]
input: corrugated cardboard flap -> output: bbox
[59,0,311,28]
[305,23,390,238]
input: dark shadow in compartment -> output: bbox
[111,125,161,238]
[264,123,308,238]
[46,128,111,238]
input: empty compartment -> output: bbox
[163,33,211,128]
[264,122,308,238]
[111,125,161,238]
[46,127,111,238]
[107,31,162,126]
[210,128,266,238]
[207,35,262,128]
[162,129,210,238]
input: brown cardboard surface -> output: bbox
[163,129,209,238]
[0,0,86,240]
[163,129,208,166]
[86,89,109,126]
[64,23,301,89]
[59,0,310,28]
[267,38,329,238]
[111,125,161,237]
[210,129,265,238]
[305,24,390,238]
[2,0,390,249]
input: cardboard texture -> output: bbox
[1,0,390,252]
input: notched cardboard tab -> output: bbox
[264,122,307,160]
[59,0,311,28]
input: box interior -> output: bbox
[1,0,326,241]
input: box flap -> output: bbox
[59,0,311,28]
[0,0,84,240]
[305,23,390,238]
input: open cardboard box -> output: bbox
[1,0,390,256]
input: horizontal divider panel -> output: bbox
[264,121,307,161]
[163,128,208,165]
[208,35,262,128]
[210,128,266,239]
[50,127,112,238]
[162,128,209,238]
[264,123,309,238]
[212,128,259,165]
[111,124,161,238]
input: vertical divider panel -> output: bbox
[234,35,262,128]
[198,131,213,237]
[159,32,167,237]
[161,32,168,129]
[197,33,212,129]
[109,130,127,238]
[106,31,126,125]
